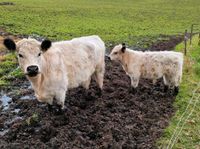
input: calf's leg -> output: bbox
[173,75,181,95]
[130,76,139,93]
[163,75,170,92]
[174,86,179,95]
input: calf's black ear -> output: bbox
[41,39,51,52]
[121,43,126,53]
[4,38,16,51]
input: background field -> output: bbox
[0,0,200,45]
[0,0,200,148]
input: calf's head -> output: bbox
[109,43,126,61]
[4,38,51,77]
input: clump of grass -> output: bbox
[0,52,24,87]
[194,63,200,76]
[25,113,40,126]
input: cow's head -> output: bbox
[4,38,51,77]
[109,43,126,61]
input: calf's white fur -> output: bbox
[109,43,183,94]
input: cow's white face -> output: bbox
[109,43,126,62]
[17,39,42,77]
[4,38,51,77]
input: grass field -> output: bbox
[0,0,200,148]
[0,0,200,45]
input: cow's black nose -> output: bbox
[108,56,111,61]
[27,65,39,73]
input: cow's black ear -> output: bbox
[3,38,16,51]
[41,39,51,52]
[121,43,126,53]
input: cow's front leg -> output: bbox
[82,77,92,98]
[47,103,53,112]
[36,94,53,112]
[46,98,53,112]
[55,90,66,112]
[129,76,139,93]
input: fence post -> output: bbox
[184,29,187,55]
[190,24,194,45]
[198,32,200,46]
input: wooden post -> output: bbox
[190,24,194,45]
[198,32,200,46]
[184,29,187,55]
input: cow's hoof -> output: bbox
[58,105,67,114]
[174,86,179,96]
[164,85,169,92]
[96,88,102,96]
[129,87,136,94]
[47,104,53,112]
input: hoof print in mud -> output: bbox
[39,126,57,143]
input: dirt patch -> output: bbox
[148,35,183,51]
[0,33,183,148]
[0,2,14,6]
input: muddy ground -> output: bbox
[0,33,183,149]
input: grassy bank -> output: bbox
[158,35,200,148]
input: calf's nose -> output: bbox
[106,55,111,61]
[27,65,39,73]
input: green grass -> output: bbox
[158,35,200,148]
[0,0,200,45]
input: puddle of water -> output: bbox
[0,95,12,111]
[12,108,20,113]
[20,95,34,100]
[28,85,32,89]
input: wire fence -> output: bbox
[184,24,200,55]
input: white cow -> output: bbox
[4,35,105,109]
[109,43,183,95]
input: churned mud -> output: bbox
[0,33,183,149]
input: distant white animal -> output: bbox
[109,43,183,95]
[4,35,105,109]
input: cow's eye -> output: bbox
[38,52,41,57]
[18,54,23,58]
[114,52,118,55]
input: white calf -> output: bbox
[109,43,183,95]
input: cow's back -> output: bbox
[71,35,105,65]
[53,36,105,88]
